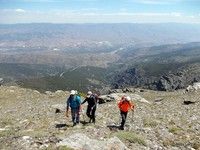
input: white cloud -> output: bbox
[1,8,26,13]
[15,9,26,13]
[0,9,200,24]
[132,0,181,5]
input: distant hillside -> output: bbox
[0,63,108,92]
[17,66,108,92]
[0,23,200,49]
[111,42,200,91]
[1,42,200,92]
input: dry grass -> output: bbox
[115,131,147,146]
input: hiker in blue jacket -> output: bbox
[66,90,81,126]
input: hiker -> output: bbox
[118,96,134,130]
[81,91,98,124]
[66,90,81,126]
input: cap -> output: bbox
[126,96,131,101]
[87,91,92,95]
[70,90,76,95]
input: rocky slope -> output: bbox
[112,63,200,92]
[0,86,200,150]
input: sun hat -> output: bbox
[70,90,76,95]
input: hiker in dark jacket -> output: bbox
[81,91,98,124]
[66,90,81,126]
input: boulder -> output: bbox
[0,78,3,86]
[57,133,129,150]
[51,104,66,113]
[186,82,200,92]
[99,93,150,104]
[193,82,200,90]
[109,89,123,94]
[98,95,116,104]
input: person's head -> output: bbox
[70,90,76,95]
[121,96,126,101]
[87,91,92,97]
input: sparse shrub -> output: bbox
[115,131,147,146]
[0,118,14,127]
[42,145,74,150]
[143,118,159,128]
[162,138,174,147]
[0,129,16,137]
[168,126,182,134]
[58,146,74,150]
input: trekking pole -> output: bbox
[118,113,121,126]
[131,110,134,124]
[82,110,85,122]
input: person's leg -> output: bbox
[71,109,76,126]
[75,108,80,124]
[91,107,96,124]
[86,106,92,122]
[120,111,128,130]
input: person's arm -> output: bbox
[118,100,122,108]
[66,98,70,117]
[129,101,134,111]
[81,98,87,105]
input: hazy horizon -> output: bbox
[0,0,200,24]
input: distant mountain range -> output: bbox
[1,23,200,49]
[0,23,200,92]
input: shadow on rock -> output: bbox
[107,125,120,131]
[55,124,70,128]
[80,121,91,125]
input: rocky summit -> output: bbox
[0,86,200,150]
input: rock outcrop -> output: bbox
[0,78,3,86]
[57,133,129,150]
[112,64,200,91]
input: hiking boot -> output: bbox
[92,118,95,124]
[89,119,92,123]
[119,126,124,130]
[73,122,76,126]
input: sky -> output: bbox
[0,0,200,24]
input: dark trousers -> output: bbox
[120,111,128,129]
[71,107,80,125]
[86,106,96,123]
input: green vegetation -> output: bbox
[58,146,74,150]
[168,126,182,134]
[17,66,107,92]
[115,131,147,146]
[0,128,16,137]
[143,118,159,128]
[42,145,74,150]
[0,63,63,78]
[0,118,14,127]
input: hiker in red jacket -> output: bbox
[118,96,134,130]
